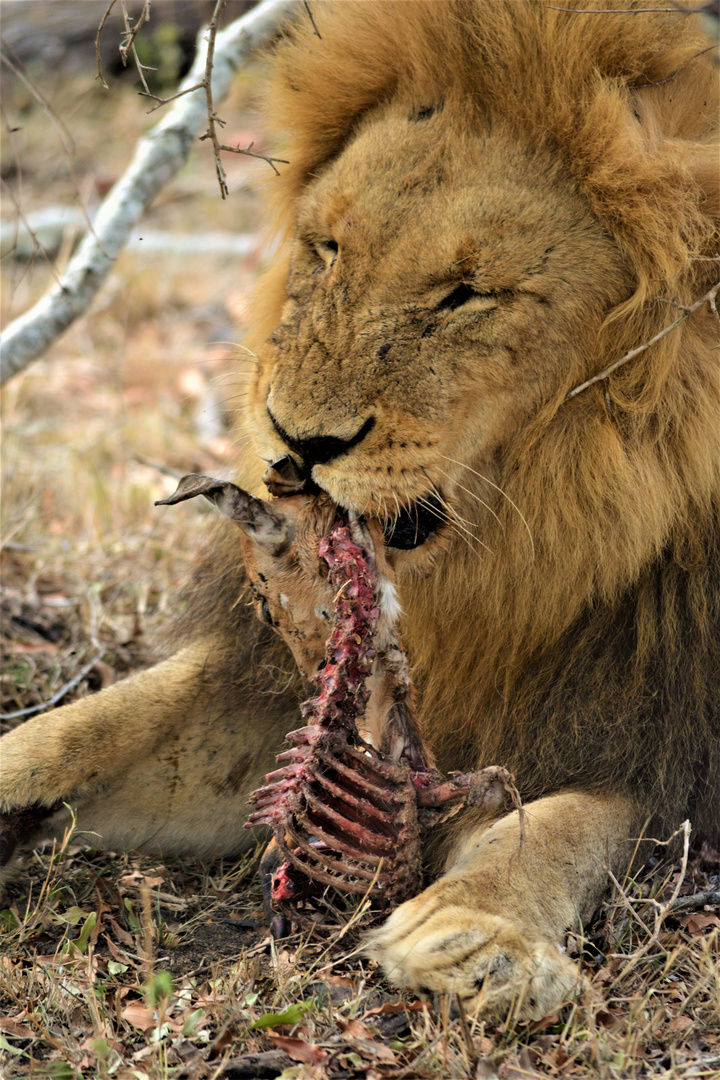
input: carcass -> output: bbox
[158,463,521,933]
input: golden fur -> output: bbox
[1,0,718,1020]
[238,0,720,836]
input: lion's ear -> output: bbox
[156,474,288,550]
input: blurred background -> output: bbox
[1,0,273,722]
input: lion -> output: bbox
[1,0,719,1022]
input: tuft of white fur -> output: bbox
[377,576,403,628]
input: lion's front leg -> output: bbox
[0,634,298,883]
[366,790,640,1021]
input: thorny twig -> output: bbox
[1,0,296,385]
[200,0,288,194]
[0,177,64,287]
[119,0,151,68]
[139,82,205,112]
[201,0,230,198]
[0,42,98,251]
[120,0,155,97]
[99,0,290,181]
[566,279,720,400]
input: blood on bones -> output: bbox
[157,465,521,933]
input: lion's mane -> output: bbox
[210,1,720,843]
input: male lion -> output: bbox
[1,1,719,1021]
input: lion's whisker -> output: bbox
[416,494,490,559]
[430,485,483,534]
[435,466,505,532]
[440,455,535,560]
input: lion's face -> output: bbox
[249,102,633,550]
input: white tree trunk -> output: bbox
[0,0,299,387]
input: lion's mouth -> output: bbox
[263,455,443,550]
[382,492,444,550]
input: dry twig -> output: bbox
[95,0,118,89]
[631,42,715,86]
[303,0,322,37]
[119,0,151,70]
[566,280,720,400]
[547,5,689,12]
[610,819,692,983]
[669,887,720,911]
[199,0,289,195]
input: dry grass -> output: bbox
[1,27,719,1080]
[0,828,718,1078]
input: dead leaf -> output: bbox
[107,917,135,946]
[526,1013,560,1034]
[89,896,111,945]
[121,1002,157,1030]
[592,957,620,986]
[266,1032,328,1064]
[596,1008,619,1029]
[105,934,134,966]
[0,1017,37,1039]
[338,1018,373,1039]
[362,999,432,1020]
[684,913,720,934]
[350,1039,397,1064]
[669,1016,693,1031]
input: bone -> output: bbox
[158,469,522,934]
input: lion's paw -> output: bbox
[365,886,583,1022]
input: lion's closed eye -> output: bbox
[435,283,498,313]
[313,238,338,268]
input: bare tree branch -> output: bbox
[0,650,105,722]
[565,280,720,400]
[0,0,300,387]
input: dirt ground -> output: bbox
[1,6,719,1079]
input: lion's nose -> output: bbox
[267,409,375,467]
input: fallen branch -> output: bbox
[566,279,720,400]
[669,887,720,912]
[0,0,299,387]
